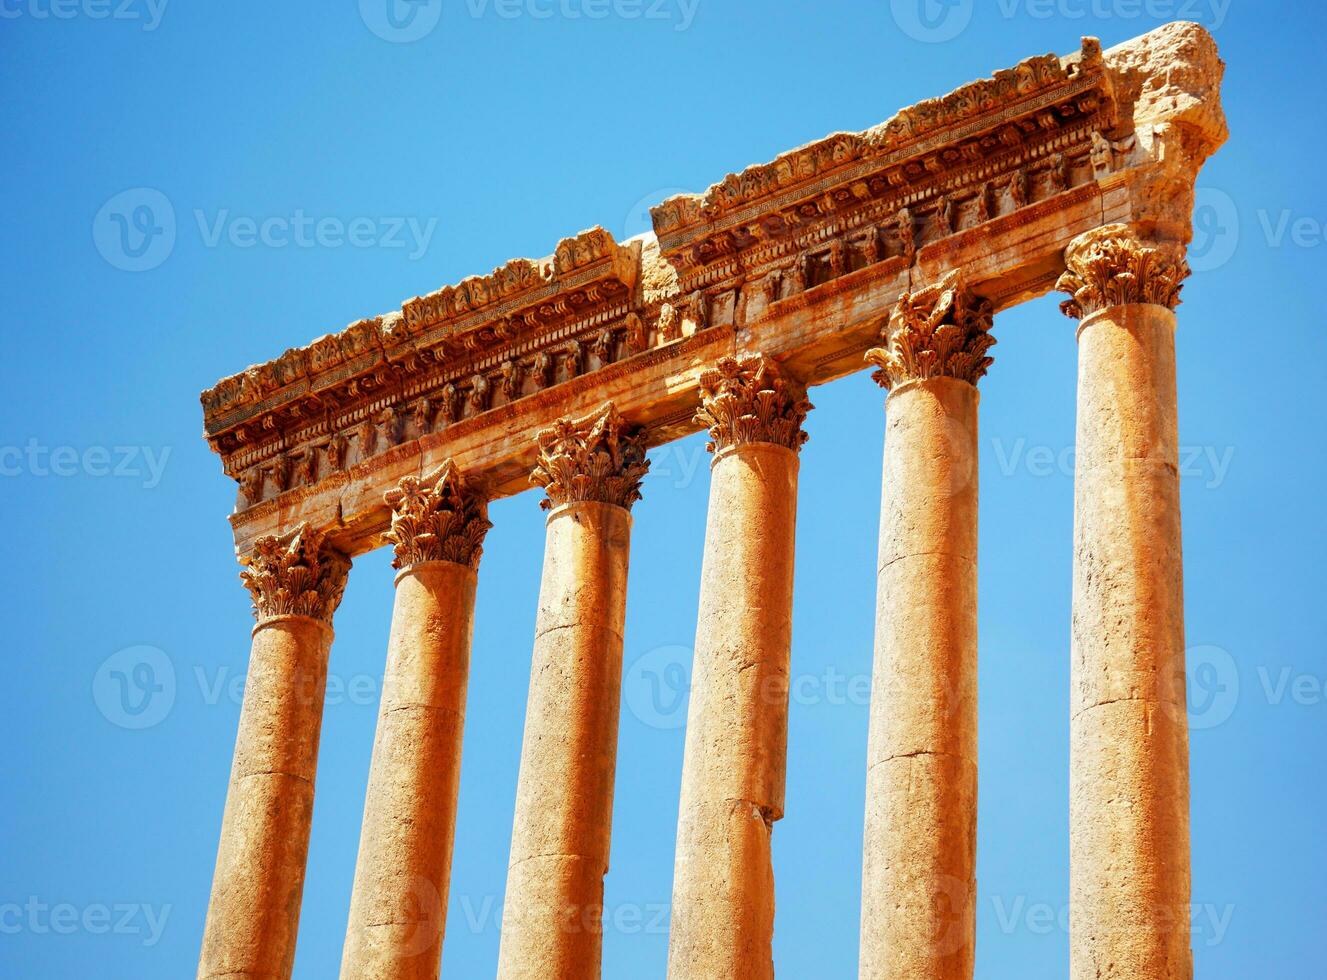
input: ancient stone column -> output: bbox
[198,524,350,980]
[859,271,995,980]
[340,462,492,980]
[1056,224,1192,979]
[496,403,650,980]
[667,353,811,980]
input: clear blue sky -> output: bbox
[1,2,1323,977]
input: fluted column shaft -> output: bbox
[1058,225,1192,979]
[199,525,349,980]
[859,273,994,980]
[497,404,649,980]
[667,354,811,980]
[341,463,490,980]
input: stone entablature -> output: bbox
[201,23,1226,559]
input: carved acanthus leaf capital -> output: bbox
[531,403,650,512]
[239,523,349,625]
[1055,224,1190,320]
[695,353,812,454]
[384,461,492,570]
[866,271,996,390]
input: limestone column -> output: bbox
[496,403,650,980]
[859,271,995,980]
[1056,224,1192,979]
[340,462,491,979]
[666,353,811,980]
[198,524,350,980]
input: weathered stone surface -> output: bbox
[1061,281,1191,979]
[668,356,807,979]
[199,24,1224,564]
[199,528,348,979]
[497,407,644,979]
[860,280,985,978]
[340,465,488,979]
[194,24,1227,980]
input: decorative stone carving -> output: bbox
[239,468,264,506]
[269,454,291,494]
[501,359,525,401]
[199,24,1226,537]
[293,450,316,488]
[828,239,847,279]
[383,461,492,570]
[564,340,586,378]
[1090,130,1113,176]
[866,271,996,389]
[1055,224,1190,320]
[439,383,461,425]
[530,403,650,512]
[895,207,916,258]
[531,351,555,389]
[357,416,378,456]
[1009,168,1028,208]
[658,303,681,343]
[624,313,647,356]
[239,523,350,624]
[412,397,434,433]
[326,432,349,471]
[591,328,616,366]
[935,194,955,237]
[468,374,492,414]
[861,228,881,265]
[695,353,812,455]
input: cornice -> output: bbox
[198,24,1225,556]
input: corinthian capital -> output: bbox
[384,461,492,570]
[695,353,812,455]
[239,523,350,625]
[531,403,650,512]
[866,271,995,390]
[1056,224,1190,320]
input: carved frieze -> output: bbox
[239,523,350,624]
[384,461,492,570]
[695,353,812,454]
[866,271,996,389]
[200,24,1226,540]
[530,403,650,512]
